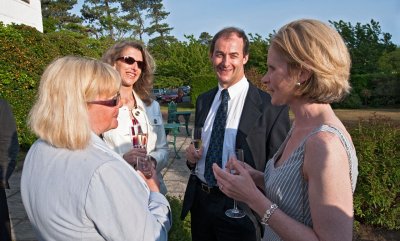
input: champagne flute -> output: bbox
[130,119,139,148]
[137,125,148,149]
[191,127,202,152]
[135,155,152,178]
[225,149,246,218]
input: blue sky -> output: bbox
[73,0,400,45]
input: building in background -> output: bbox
[0,0,42,32]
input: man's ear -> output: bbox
[243,54,249,65]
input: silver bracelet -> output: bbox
[261,203,278,226]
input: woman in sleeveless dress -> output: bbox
[213,19,358,241]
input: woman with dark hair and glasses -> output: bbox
[21,56,171,240]
[102,41,169,194]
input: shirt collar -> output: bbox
[132,90,145,111]
[217,76,248,100]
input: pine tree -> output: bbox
[81,0,129,39]
[41,0,82,33]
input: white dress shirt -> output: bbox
[196,77,249,183]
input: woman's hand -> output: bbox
[224,159,265,191]
[123,148,147,168]
[137,165,160,192]
[212,160,260,204]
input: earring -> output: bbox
[296,82,301,86]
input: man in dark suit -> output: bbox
[180,27,290,241]
[0,99,19,241]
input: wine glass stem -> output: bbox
[233,200,238,210]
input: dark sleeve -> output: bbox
[0,100,19,188]
[266,105,290,160]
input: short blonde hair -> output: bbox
[102,41,155,106]
[271,19,351,103]
[29,56,121,150]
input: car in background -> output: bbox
[161,89,178,103]
[152,88,165,101]
[180,86,191,95]
[161,88,185,103]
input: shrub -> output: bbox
[332,91,363,109]
[352,114,400,230]
[0,23,107,149]
[189,74,218,105]
[350,73,400,107]
[0,23,57,149]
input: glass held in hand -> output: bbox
[225,148,246,219]
[135,155,152,179]
[137,132,148,149]
[131,124,148,149]
[191,127,202,151]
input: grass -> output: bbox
[334,108,400,121]
[161,104,400,126]
[159,102,194,112]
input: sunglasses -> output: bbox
[87,92,120,107]
[116,56,145,69]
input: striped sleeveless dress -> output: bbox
[262,125,358,241]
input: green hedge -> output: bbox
[189,74,218,106]
[0,23,106,149]
[0,23,55,148]
[350,73,400,106]
[352,114,400,230]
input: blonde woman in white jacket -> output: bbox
[102,41,169,194]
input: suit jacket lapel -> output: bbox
[237,84,263,137]
[196,88,218,127]
[198,84,263,143]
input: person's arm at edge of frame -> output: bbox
[0,100,19,188]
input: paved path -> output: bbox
[6,128,192,241]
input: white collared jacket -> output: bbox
[103,91,169,194]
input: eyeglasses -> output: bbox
[87,92,120,107]
[116,56,145,69]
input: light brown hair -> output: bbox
[271,19,351,103]
[102,41,155,106]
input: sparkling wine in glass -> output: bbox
[131,126,139,148]
[225,149,246,219]
[191,127,202,152]
[136,125,148,149]
[135,155,152,178]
